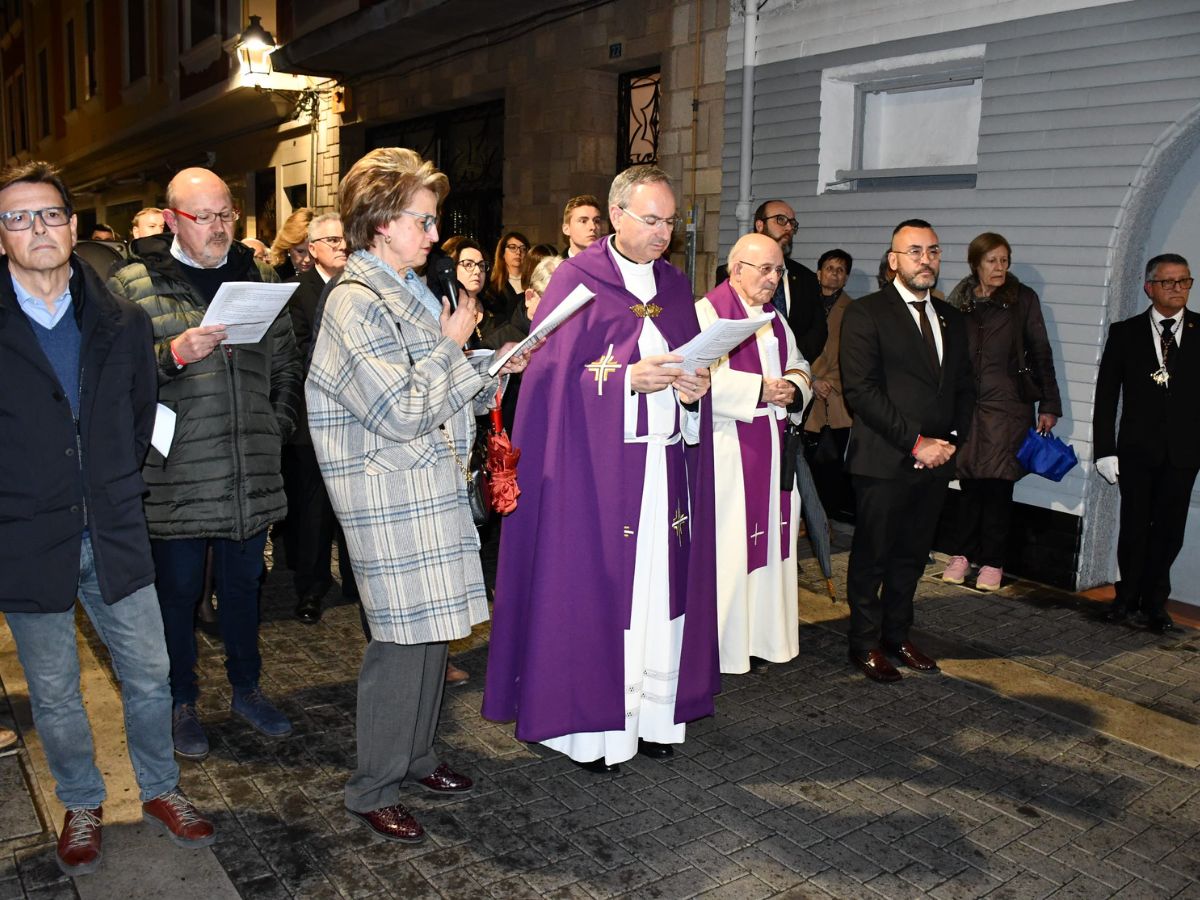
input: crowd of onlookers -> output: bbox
[0,148,1191,867]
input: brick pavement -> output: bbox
[798,528,1200,727]
[5,541,1200,898]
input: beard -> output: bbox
[899,266,938,293]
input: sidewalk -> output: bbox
[0,537,1199,898]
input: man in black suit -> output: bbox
[284,211,355,623]
[1094,253,1197,634]
[715,200,826,361]
[840,219,975,682]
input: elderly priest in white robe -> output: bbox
[697,233,813,674]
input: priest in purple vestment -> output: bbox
[482,165,720,773]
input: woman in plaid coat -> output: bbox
[306,148,527,844]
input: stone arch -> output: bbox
[1077,99,1200,590]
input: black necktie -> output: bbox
[1162,318,1177,371]
[912,300,940,371]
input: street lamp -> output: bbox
[236,15,276,85]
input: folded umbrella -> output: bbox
[793,444,837,603]
[485,394,521,515]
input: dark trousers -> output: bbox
[344,640,447,812]
[1115,460,1199,617]
[281,443,354,598]
[846,474,947,657]
[152,532,267,705]
[953,478,1015,568]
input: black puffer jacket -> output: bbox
[108,237,301,539]
[946,273,1063,481]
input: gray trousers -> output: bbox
[344,639,448,813]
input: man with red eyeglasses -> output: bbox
[109,167,301,762]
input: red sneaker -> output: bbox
[142,788,216,847]
[57,806,102,876]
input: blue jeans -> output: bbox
[6,536,178,808]
[152,532,267,705]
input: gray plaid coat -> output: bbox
[306,252,496,644]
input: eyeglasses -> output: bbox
[458,259,489,274]
[504,243,528,253]
[1148,277,1194,290]
[620,207,679,231]
[891,246,942,262]
[761,213,799,231]
[736,260,786,279]
[310,235,346,248]
[0,206,71,231]
[398,209,438,232]
[171,208,240,225]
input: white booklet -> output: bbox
[669,310,775,373]
[487,283,596,376]
[199,281,299,344]
[151,404,176,457]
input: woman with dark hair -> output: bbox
[485,230,530,320]
[942,232,1062,591]
[306,148,529,843]
[444,235,525,350]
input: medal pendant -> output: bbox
[1152,366,1170,387]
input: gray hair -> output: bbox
[1145,253,1190,282]
[527,256,563,296]
[608,165,672,211]
[307,211,342,241]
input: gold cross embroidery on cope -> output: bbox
[585,343,622,396]
[671,503,688,545]
[629,303,662,318]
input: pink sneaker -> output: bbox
[942,556,970,584]
[976,566,1003,591]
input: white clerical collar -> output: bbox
[892,276,930,305]
[607,236,656,302]
[170,235,229,269]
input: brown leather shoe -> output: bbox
[417,762,474,795]
[57,806,103,876]
[886,640,940,672]
[142,788,216,847]
[849,649,902,683]
[347,804,425,843]
[445,662,470,686]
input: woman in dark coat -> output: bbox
[942,232,1063,591]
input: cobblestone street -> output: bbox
[3,536,1200,898]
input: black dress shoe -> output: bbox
[637,739,675,759]
[1147,615,1177,635]
[849,649,902,683]
[748,657,769,674]
[294,595,322,624]
[1103,602,1132,624]
[574,758,620,774]
[884,640,940,672]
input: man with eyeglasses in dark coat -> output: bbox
[715,199,826,362]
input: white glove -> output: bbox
[1096,456,1119,485]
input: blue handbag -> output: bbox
[1016,428,1077,482]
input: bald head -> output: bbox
[163,167,236,269]
[727,233,785,307]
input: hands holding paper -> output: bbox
[630,354,710,403]
[494,340,538,376]
[171,325,228,365]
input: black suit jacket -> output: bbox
[1094,308,1200,468]
[286,266,331,445]
[839,283,975,480]
[716,257,827,362]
